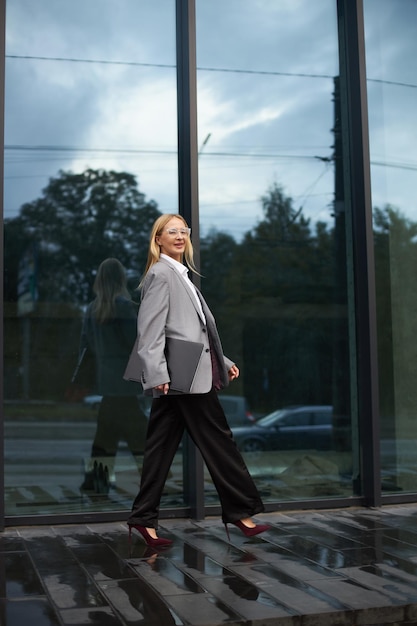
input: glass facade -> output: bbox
[1,0,417,526]
[196,0,356,503]
[3,0,180,518]
[364,0,417,494]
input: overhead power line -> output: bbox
[6,54,417,88]
[6,53,332,79]
[5,144,417,172]
[6,54,176,71]
[5,144,176,156]
[4,144,324,161]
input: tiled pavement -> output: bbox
[2,505,417,626]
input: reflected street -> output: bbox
[6,415,416,516]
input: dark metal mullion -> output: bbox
[0,0,6,531]
[176,0,200,258]
[175,0,205,520]
[337,0,381,506]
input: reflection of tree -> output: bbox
[6,165,416,416]
[373,205,417,430]
[200,229,240,369]
[239,183,333,304]
[4,168,161,304]
[202,183,337,413]
[200,229,237,306]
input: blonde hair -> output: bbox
[140,214,198,285]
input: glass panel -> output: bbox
[3,0,178,516]
[364,0,417,495]
[196,0,357,503]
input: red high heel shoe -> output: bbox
[224,520,270,540]
[128,524,173,548]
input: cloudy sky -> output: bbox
[4,0,417,241]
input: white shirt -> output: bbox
[160,254,206,323]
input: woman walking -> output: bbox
[80,258,148,492]
[127,214,268,546]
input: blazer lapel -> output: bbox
[159,258,206,323]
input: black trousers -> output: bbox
[128,388,265,527]
[91,396,148,459]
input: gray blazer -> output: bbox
[136,258,234,396]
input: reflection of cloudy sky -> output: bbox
[4,0,417,241]
[364,0,417,219]
[5,0,178,219]
[197,0,338,238]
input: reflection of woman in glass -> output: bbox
[127,214,269,547]
[80,258,148,493]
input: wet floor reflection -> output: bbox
[284,525,363,550]
[24,535,109,610]
[302,519,373,543]
[167,524,262,565]
[0,598,61,626]
[335,514,393,531]
[0,535,25,552]
[71,543,136,581]
[359,563,417,601]
[381,527,417,546]
[98,578,181,625]
[265,532,387,569]
[140,556,205,594]
[170,539,302,612]
[4,552,42,597]
[3,508,417,625]
[310,517,417,552]
[251,563,347,610]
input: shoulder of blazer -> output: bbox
[153,258,174,272]
[144,260,202,318]
[141,260,182,300]
[146,259,185,283]
[142,260,170,288]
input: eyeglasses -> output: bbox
[164,228,191,237]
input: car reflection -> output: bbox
[83,393,153,417]
[231,405,334,452]
[84,393,256,427]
